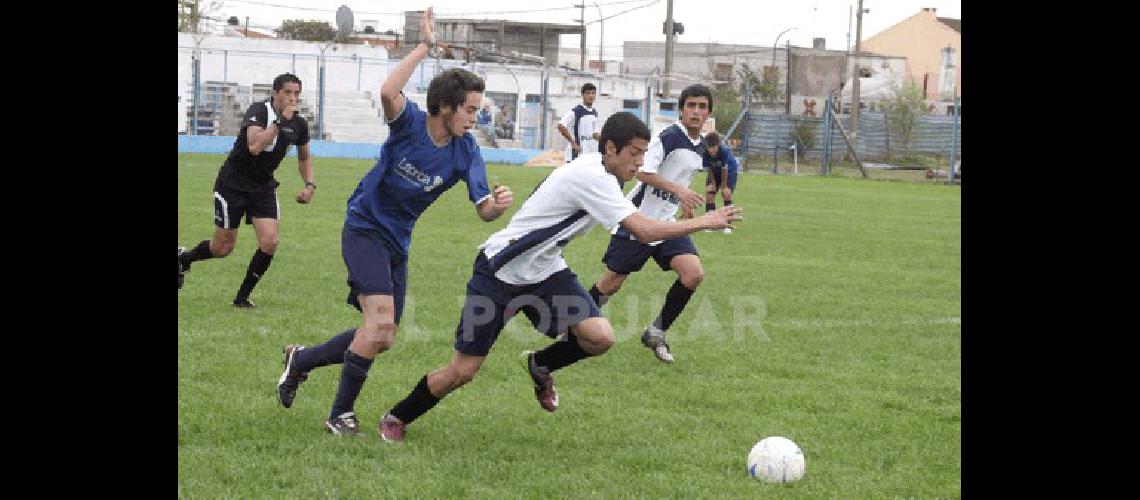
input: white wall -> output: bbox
[179,32,662,143]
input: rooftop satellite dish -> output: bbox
[335,5,354,42]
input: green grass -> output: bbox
[178,152,961,498]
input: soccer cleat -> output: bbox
[325,412,361,436]
[233,298,256,308]
[641,325,675,363]
[276,344,309,408]
[521,351,558,412]
[378,413,406,443]
[723,227,733,235]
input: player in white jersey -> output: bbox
[375,112,741,442]
[587,84,716,364]
[557,83,601,163]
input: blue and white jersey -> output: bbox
[560,104,600,161]
[480,153,637,285]
[344,99,492,256]
[613,121,705,245]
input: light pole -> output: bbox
[593,2,604,66]
[772,28,796,109]
[772,27,796,70]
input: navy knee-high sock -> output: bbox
[653,279,696,332]
[235,249,273,301]
[705,202,716,212]
[330,350,373,419]
[533,331,592,372]
[588,284,610,307]
[388,375,442,424]
[293,328,356,372]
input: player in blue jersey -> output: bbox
[587,84,717,364]
[702,131,739,234]
[273,7,515,436]
[374,112,741,442]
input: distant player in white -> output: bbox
[376,112,741,442]
[588,84,717,364]
[557,83,601,163]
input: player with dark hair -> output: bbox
[587,84,716,364]
[557,82,601,162]
[273,7,514,436]
[703,131,740,234]
[375,112,742,442]
[178,72,315,307]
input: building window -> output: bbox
[622,99,641,109]
[659,101,675,111]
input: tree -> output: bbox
[735,63,780,105]
[788,117,817,161]
[277,19,337,42]
[711,86,742,142]
[178,0,224,33]
[881,81,927,155]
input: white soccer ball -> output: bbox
[747,436,805,483]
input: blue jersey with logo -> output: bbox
[703,145,738,174]
[344,99,491,256]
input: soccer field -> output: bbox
[178,152,961,497]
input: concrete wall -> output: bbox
[861,9,961,99]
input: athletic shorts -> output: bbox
[212,182,279,229]
[341,226,408,323]
[602,234,698,274]
[705,167,738,191]
[454,251,601,357]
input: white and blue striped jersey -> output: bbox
[480,153,637,285]
[613,122,705,245]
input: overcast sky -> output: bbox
[208,0,961,57]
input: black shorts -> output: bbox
[705,167,738,191]
[602,234,698,274]
[454,251,601,357]
[212,181,279,229]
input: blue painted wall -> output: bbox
[178,135,547,164]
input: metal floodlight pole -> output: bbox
[594,2,604,65]
[663,0,675,97]
[191,47,201,136]
[850,0,865,148]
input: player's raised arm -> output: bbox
[380,6,436,121]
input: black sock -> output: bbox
[235,249,274,301]
[184,240,214,268]
[653,279,696,332]
[588,284,609,307]
[329,350,373,420]
[294,328,356,372]
[533,332,592,372]
[705,202,716,212]
[724,200,732,206]
[388,375,441,425]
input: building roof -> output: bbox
[937,17,961,33]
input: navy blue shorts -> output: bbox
[706,167,738,192]
[454,251,601,357]
[602,234,699,274]
[341,226,407,323]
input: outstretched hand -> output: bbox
[700,205,743,230]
